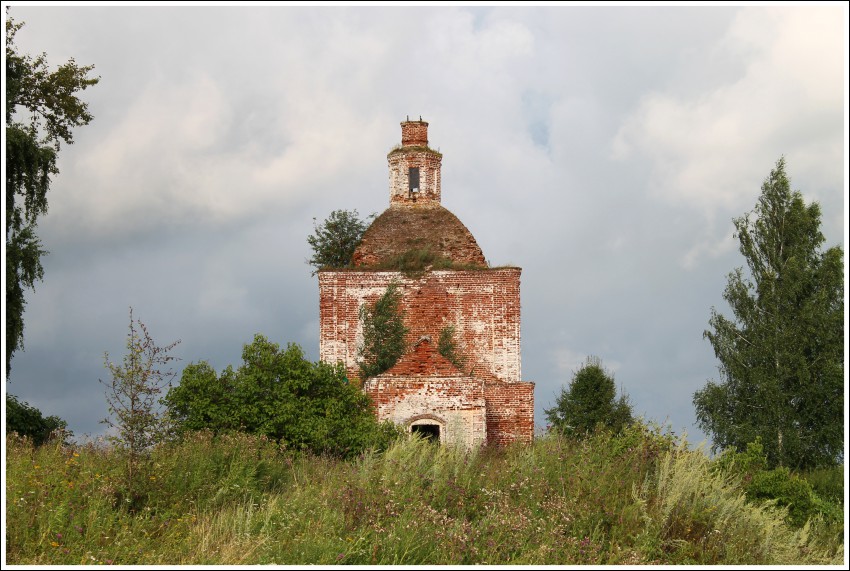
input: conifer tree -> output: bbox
[545,356,633,437]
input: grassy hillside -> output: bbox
[5,426,844,565]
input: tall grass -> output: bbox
[5,425,844,565]
[634,442,842,564]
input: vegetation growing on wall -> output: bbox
[437,324,467,372]
[367,248,491,277]
[358,283,408,380]
[306,209,373,275]
[387,144,442,157]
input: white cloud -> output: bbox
[681,228,738,270]
[612,6,844,214]
[6,5,843,448]
[427,10,534,78]
[51,78,382,238]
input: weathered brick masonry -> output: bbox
[318,119,534,446]
[388,120,443,206]
[319,269,522,383]
[365,339,487,448]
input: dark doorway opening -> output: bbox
[411,424,440,442]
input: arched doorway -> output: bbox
[411,423,440,442]
[408,415,445,443]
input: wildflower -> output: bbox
[56,533,63,539]
[51,541,59,547]
[336,553,345,561]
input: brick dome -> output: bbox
[352,203,487,268]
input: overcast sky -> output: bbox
[3,3,847,449]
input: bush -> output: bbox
[800,466,844,505]
[712,437,768,482]
[437,324,466,372]
[635,442,838,564]
[165,335,401,458]
[746,467,818,529]
[713,438,842,531]
[5,393,69,445]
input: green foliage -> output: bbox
[5,14,99,375]
[544,356,634,437]
[148,431,292,513]
[437,324,467,371]
[162,361,238,433]
[5,422,841,565]
[800,466,844,505]
[694,157,844,470]
[634,441,840,565]
[357,283,408,380]
[746,467,818,529]
[164,335,400,458]
[306,209,373,275]
[713,438,843,531]
[100,308,180,506]
[381,248,453,276]
[373,248,486,277]
[712,437,769,480]
[5,393,69,446]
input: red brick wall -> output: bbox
[388,150,442,205]
[363,377,487,447]
[401,120,429,146]
[319,269,522,384]
[484,381,535,445]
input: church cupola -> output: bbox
[388,118,442,205]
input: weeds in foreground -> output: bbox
[5,425,843,565]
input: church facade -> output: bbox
[318,120,534,447]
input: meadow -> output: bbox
[5,425,844,565]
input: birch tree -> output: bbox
[694,157,843,469]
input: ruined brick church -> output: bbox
[318,119,534,447]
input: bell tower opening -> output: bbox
[409,167,420,193]
[388,118,442,205]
